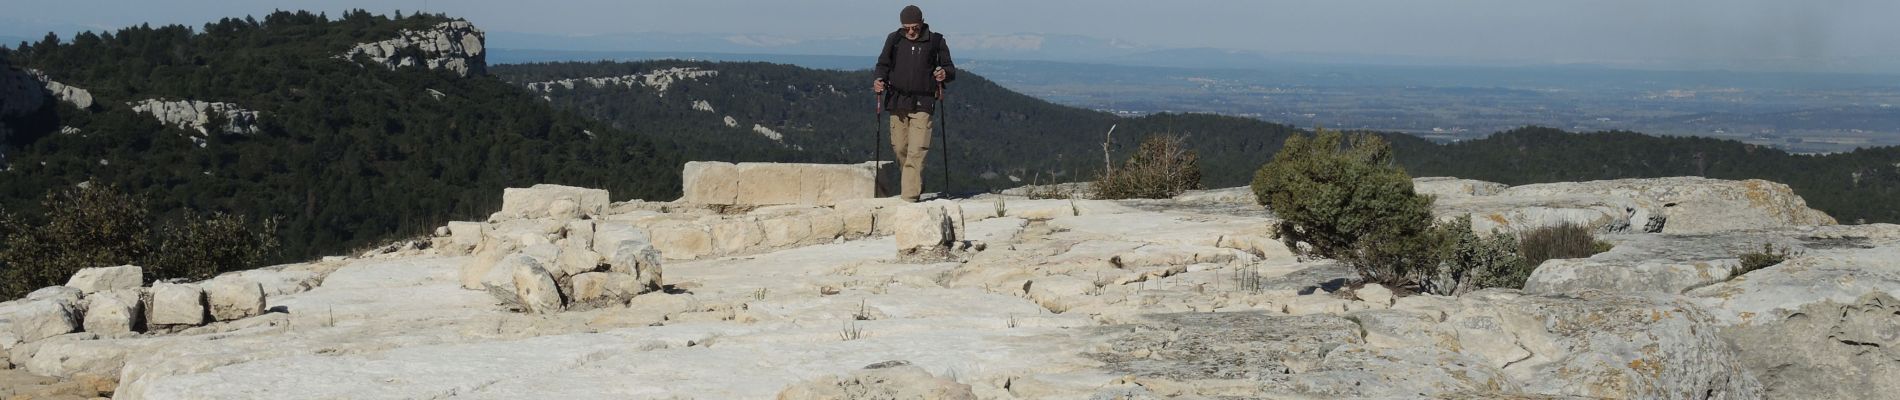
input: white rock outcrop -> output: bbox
[3,173,1889,399]
[24,69,93,109]
[339,21,486,77]
[128,99,262,136]
[524,67,718,96]
[65,265,142,294]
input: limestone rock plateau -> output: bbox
[1,171,1894,399]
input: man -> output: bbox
[874,5,955,203]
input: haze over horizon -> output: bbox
[3,0,1898,73]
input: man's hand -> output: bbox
[933,68,947,82]
[873,80,886,94]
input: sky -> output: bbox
[4,0,1898,72]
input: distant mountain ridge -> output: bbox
[497,59,1900,224]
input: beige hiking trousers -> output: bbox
[889,111,934,202]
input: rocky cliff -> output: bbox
[338,20,486,77]
[128,99,262,138]
[522,67,719,96]
[0,172,1893,399]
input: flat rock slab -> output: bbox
[681,161,883,206]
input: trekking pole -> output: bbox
[874,86,887,197]
[937,84,951,199]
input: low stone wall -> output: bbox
[681,161,886,206]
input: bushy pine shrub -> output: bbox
[1424,217,1528,295]
[0,185,152,298]
[1094,134,1201,199]
[1253,129,1439,285]
[150,211,280,282]
[0,184,278,298]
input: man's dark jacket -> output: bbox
[875,24,956,114]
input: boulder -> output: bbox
[498,184,609,220]
[606,240,664,293]
[64,265,143,294]
[680,161,882,206]
[1500,177,1835,234]
[82,289,143,335]
[147,282,206,327]
[892,201,964,258]
[511,258,564,314]
[203,277,267,321]
[775,364,976,400]
[568,272,640,310]
[7,296,80,344]
[480,254,539,306]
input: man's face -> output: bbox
[902,23,922,37]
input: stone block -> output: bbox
[204,277,266,321]
[82,289,143,335]
[499,184,609,220]
[64,265,142,294]
[148,282,206,327]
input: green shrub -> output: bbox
[0,185,153,298]
[1094,134,1202,199]
[0,184,278,298]
[1735,243,1798,276]
[1517,222,1607,270]
[1253,129,1439,285]
[1425,217,1530,295]
[150,211,281,282]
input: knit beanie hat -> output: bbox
[900,6,924,24]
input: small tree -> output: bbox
[1425,217,1528,295]
[1253,129,1439,285]
[1094,134,1201,199]
[0,184,152,297]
